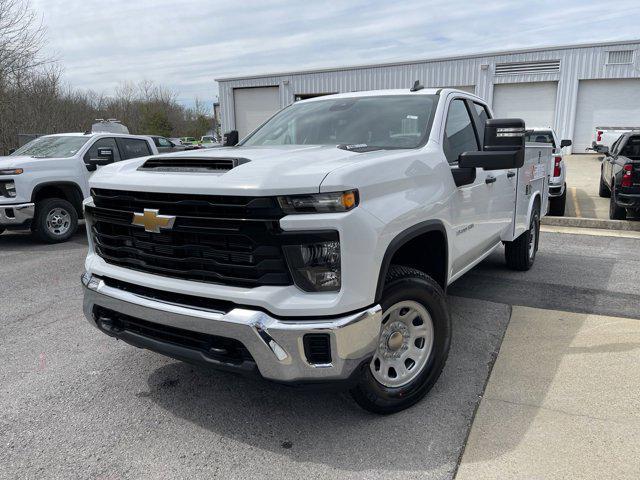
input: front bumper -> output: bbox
[82,274,382,383]
[0,202,35,227]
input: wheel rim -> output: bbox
[370,300,434,388]
[46,208,71,236]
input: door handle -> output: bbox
[507,171,516,178]
[485,176,497,184]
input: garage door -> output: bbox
[573,79,640,152]
[492,82,557,127]
[234,87,280,139]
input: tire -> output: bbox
[505,202,540,271]
[350,265,451,414]
[609,184,626,220]
[31,198,78,244]
[599,172,611,198]
[548,186,566,216]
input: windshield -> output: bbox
[242,95,438,149]
[525,130,555,147]
[11,136,90,158]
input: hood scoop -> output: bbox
[138,156,249,173]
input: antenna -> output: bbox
[410,80,424,92]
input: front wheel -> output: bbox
[505,203,540,271]
[32,198,78,244]
[350,265,451,414]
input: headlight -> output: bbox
[0,180,16,198]
[278,190,358,214]
[0,168,23,175]
[283,240,341,292]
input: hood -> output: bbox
[0,155,70,170]
[90,145,391,196]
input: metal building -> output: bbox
[216,39,640,152]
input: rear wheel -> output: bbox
[505,202,540,271]
[548,186,566,216]
[32,198,78,243]
[609,184,626,220]
[599,171,611,198]
[350,265,451,414]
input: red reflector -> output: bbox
[597,130,603,142]
[553,156,562,177]
[622,164,633,187]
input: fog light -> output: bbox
[283,241,341,292]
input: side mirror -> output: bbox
[458,118,525,170]
[8,148,16,154]
[599,145,610,155]
[85,147,114,171]
[223,130,239,146]
[560,139,572,148]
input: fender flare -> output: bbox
[526,191,542,223]
[31,181,85,217]
[374,219,448,302]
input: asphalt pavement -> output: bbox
[0,228,638,479]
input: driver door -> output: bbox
[443,97,501,276]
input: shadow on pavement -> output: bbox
[142,297,511,476]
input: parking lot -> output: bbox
[2,226,638,480]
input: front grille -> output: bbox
[102,277,235,313]
[88,188,292,287]
[93,306,254,365]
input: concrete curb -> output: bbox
[542,216,640,231]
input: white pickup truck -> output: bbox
[591,127,640,152]
[81,88,551,413]
[0,131,158,242]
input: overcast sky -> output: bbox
[31,0,640,109]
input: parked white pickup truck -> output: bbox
[591,126,639,152]
[0,132,158,242]
[81,88,551,413]
[525,127,572,216]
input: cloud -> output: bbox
[30,0,640,108]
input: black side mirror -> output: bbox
[560,139,572,148]
[8,148,16,154]
[85,147,114,171]
[224,130,239,146]
[459,118,526,170]
[599,145,610,155]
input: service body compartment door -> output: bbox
[510,144,552,240]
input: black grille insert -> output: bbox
[102,277,235,313]
[93,306,254,365]
[138,156,249,172]
[303,334,332,364]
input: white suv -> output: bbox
[0,132,157,242]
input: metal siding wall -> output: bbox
[217,42,640,150]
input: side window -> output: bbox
[444,99,479,164]
[84,138,121,163]
[118,138,152,160]
[157,137,172,147]
[473,102,491,131]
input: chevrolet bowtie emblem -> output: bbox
[131,209,176,233]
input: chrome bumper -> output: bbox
[82,274,382,383]
[0,202,35,225]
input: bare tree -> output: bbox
[0,0,48,84]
